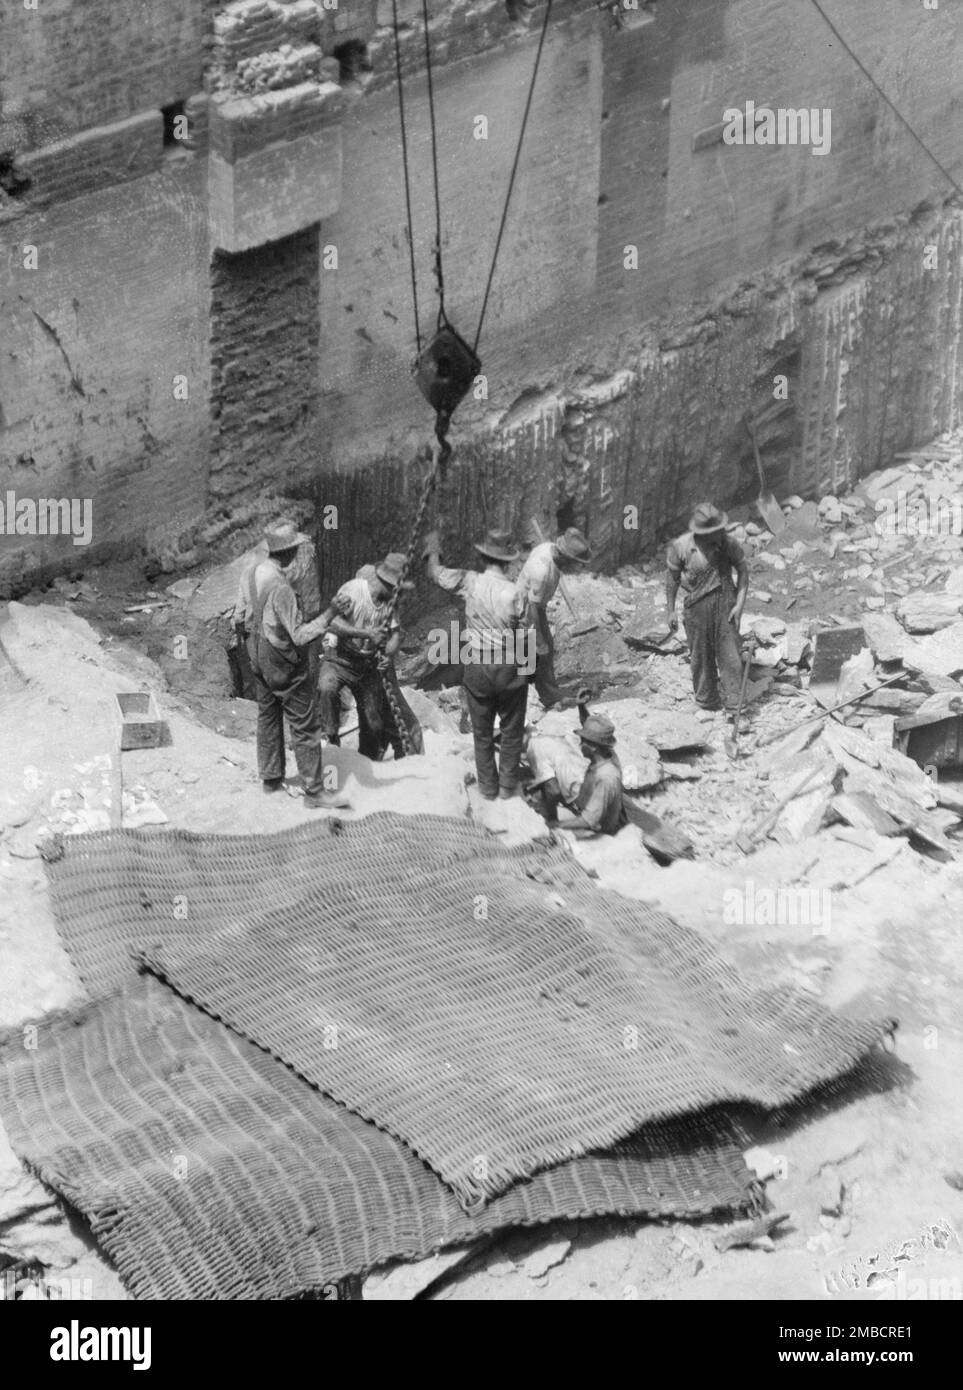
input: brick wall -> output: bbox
[0,156,210,595]
[0,0,209,148]
[208,225,321,503]
[19,112,164,208]
[310,18,604,467]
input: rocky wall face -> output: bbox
[299,205,963,587]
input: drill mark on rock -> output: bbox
[30,309,86,398]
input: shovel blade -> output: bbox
[755,493,787,535]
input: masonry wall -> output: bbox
[210,225,321,501]
[0,155,211,588]
[0,0,210,148]
[301,0,963,582]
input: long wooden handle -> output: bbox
[757,670,906,748]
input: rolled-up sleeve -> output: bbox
[270,585,330,647]
[433,564,468,596]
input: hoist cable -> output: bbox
[807,0,963,199]
[473,0,553,354]
[392,0,422,353]
[421,0,447,325]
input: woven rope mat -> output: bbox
[0,979,756,1300]
[45,813,887,1208]
[44,813,578,998]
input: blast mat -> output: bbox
[0,978,758,1300]
[43,813,888,1208]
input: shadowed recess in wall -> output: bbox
[0,977,759,1300]
[42,813,890,1210]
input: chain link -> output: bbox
[376,424,453,756]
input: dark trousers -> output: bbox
[252,641,325,797]
[531,609,563,707]
[685,588,743,710]
[463,664,529,798]
[318,653,390,761]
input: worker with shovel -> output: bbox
[516,527,592,709]
[666,502,749,714]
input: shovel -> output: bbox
[724,636,755,760]
[745,414,786,536]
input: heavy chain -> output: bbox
[376,428,452,756]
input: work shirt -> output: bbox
[666,532,745,607]
[333,576,400,659]
[575,756,625,835]
[433,564,524,634]
[516,541,561,656]
[526,734,586,802]
[516,541,559,610]
[234,558,329,654]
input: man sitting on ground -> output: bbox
[525,698,626,836]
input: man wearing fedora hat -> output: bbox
[666,501,749,712]
[234,519,350,809]
[525,701,626,836]
[423,527,530,800]
[318,553,416,760]
[516,526,591,709]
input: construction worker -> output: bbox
[233,520,349,809]
[525,701,626,836]
[515,527,592,708]
[666,502,749,712]
[230,532,320,700]
[351,563,424,759]
[423,527,530,800]
[318,553,414,760]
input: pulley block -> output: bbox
[412,325,481,424]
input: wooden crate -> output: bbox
[115,691,168,751]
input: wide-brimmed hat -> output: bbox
[556,528,591,564]
[264,519,309,553]
[474,528,518,563]
[689,502,728,535]
[575,713,616,748]
[375,552,415,590]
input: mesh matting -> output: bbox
[44,813,887,1208]
[0,978,757,1300]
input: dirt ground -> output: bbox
[1,445,962,1302]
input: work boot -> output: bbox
[262,778,285,793]
[498,787,519,800]
[304,791,351,810]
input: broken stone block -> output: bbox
[818,496,843,524]
[831,792,901,837]
[897,591,963,634]
[946,567,963,596]
[906,623,963,678]
[750,615,787,644]
[773,786,834,843]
